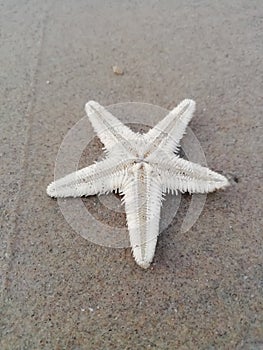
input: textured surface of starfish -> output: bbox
[47,100,229,269]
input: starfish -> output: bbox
[47,100,229,269]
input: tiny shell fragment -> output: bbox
[112,65,124,75]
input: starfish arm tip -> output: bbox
[221,176,230,189]
[46,182,57,197]
[133,252,152,269]
[85,100,98,114]
[183,98,196,105]
[179,98,196,110]
[207,172,230,193]
[137,260,151,269]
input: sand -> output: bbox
[1,0,262,349]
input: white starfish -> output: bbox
[47,100,229,269]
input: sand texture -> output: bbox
[1,1,262,349]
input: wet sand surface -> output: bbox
[1,1,262,349]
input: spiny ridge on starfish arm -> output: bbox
[47,100,229,269]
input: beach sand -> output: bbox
[1,0,262,348]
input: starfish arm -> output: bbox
[120,164,163,269]
[144,99,196,155]
[155,154,229,194]
[85,101,137,154]
[46,158,128,198]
